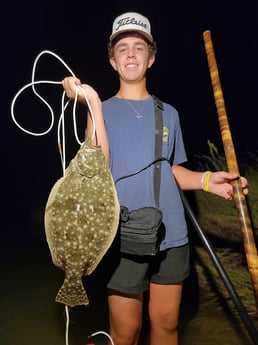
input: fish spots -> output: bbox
[44,138,120,307]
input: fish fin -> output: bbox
[55,278,89,308]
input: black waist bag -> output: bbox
[119,206,163,256]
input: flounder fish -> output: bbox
[44,138,120,307]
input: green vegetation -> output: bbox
[189,140,258,242]
[186,142,258,318]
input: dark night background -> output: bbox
[0,1,257,257]
[0,1,258,344]
[1,0,258,252]
[1,0,258,288]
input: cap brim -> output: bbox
[109,30,153,43]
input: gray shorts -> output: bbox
[106,244,190,294]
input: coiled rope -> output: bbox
[11,50,96,175]
[10,50,114,345]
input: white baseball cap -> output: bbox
[109,12,153,43]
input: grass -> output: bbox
[189,141,258,243]
[185,142,258,317]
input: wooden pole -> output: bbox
[203,30,258,313]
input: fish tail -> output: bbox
[55,278,89,308]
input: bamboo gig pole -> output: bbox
[203,30,258,313]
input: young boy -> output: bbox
[62,12,248,345]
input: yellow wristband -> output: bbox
[201,171,212,192]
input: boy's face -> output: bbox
[109,35,155,83]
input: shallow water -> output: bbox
[0,233,256,345]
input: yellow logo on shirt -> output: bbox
[163,126,169,142]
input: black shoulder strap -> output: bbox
[152,95,164,208]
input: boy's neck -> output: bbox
[116,83,149,100]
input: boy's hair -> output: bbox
[108,32,157,59]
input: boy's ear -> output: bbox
[109,57,117,71]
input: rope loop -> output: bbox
[11,50,96,174]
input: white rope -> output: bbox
[11,50,111,345]
[88,330,115,345]
[65,305,70,345]
[10,79,62,136]
[10,50,96,174]
[64,307,116,345]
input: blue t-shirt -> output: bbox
[103,95,188,250]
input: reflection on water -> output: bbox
[0,232,255,345]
